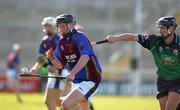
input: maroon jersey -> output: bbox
[54,29,102,83]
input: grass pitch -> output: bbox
[0,93,159,110]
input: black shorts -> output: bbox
[156,78,180,99]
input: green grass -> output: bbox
[0,93,160,110]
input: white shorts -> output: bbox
[6,69,18,81]
[6,69,19,87]
[61,69,70,77]
[71,81,99,102]
[46,73,65,90]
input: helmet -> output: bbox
[156,16,177,28]
[61,14,75,22]
[13,44,20,51]
[41,17,56,26]
[56,14,75,25]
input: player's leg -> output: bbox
[80,94,95,110]
[44,77,64,110]
[62,81,98,110]
[158,96,168,110]
[10,78,23,102]
[60,83,85,110]
[44,87,62,110]
[63,81,71,96]
[44,66,63,110]
[166,79,180,110]
[79,101,89,110]
[6,69,22,102]
[70,82,94,110]
[165,92,180,110]
[14,77,23,103]
[66,82,85,110]
[157,78,169,110]
[62,89,86,110]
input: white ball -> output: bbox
[21,67,29,74]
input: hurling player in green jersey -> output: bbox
[105,16,180,110]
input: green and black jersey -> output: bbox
[138,34,180,81]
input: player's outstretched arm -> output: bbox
[29,62,41,74]
[29,54,48,74]
[46,48,63,69]
[66,55,89,81]
[105,33,139,43]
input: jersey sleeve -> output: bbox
[38,42,45,55]
[53,33,60,49]
[7,53,15,65]
[54,33,60,41]
[75,34,94,55]
[137,34,154,50]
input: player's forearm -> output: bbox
[70,55,89,76]
[33,62,41,70]
[30,62,41,73]
[46,48,63,69]
[29,62,41,74]
[110,33,139,42]
[51,58,63,69]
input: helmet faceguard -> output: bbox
[156,16,177,39]
[56,14,76,36]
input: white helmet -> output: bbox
[13,44,20,51]
[41,17,56,27]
